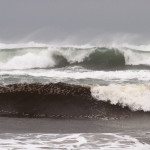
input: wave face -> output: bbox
[0,42,150,119]
[0,83,135,119]
[1,43,150,70]
[0,83,149,119]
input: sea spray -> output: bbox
[91,84,150,111]
[1,43,150,70]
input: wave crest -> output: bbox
[91,84,150,111]
[0,83,149,118]
[0,44,150,70]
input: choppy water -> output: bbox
[1,42,150,149]
[0,133,149,150]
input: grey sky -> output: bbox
[0,0,150,43]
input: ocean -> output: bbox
[0,42,150,149]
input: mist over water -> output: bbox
[0,0,150,44]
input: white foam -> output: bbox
[1,69,150,82]
[91,84,150,111]
[0,51,55,70]
[124,49,150,66]
[0,45,95,70]
[0,133,149,150]
[1,42,150,70]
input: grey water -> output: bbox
[1,0,150,149]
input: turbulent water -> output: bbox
[1,42,150,70]
[0,42,150,149]
[1,42,150,111]
[0,133,149,150]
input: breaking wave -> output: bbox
[1,42,150,70]
[91,84,150,111]
[0,83,149,119]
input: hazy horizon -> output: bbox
[0,0,150,44]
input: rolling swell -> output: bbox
[0,83,147,119]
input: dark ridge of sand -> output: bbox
[0,82,148,119]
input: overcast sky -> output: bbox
[0,0,150,43]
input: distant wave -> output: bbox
[0,83,149,119]
[1,43,150,70]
